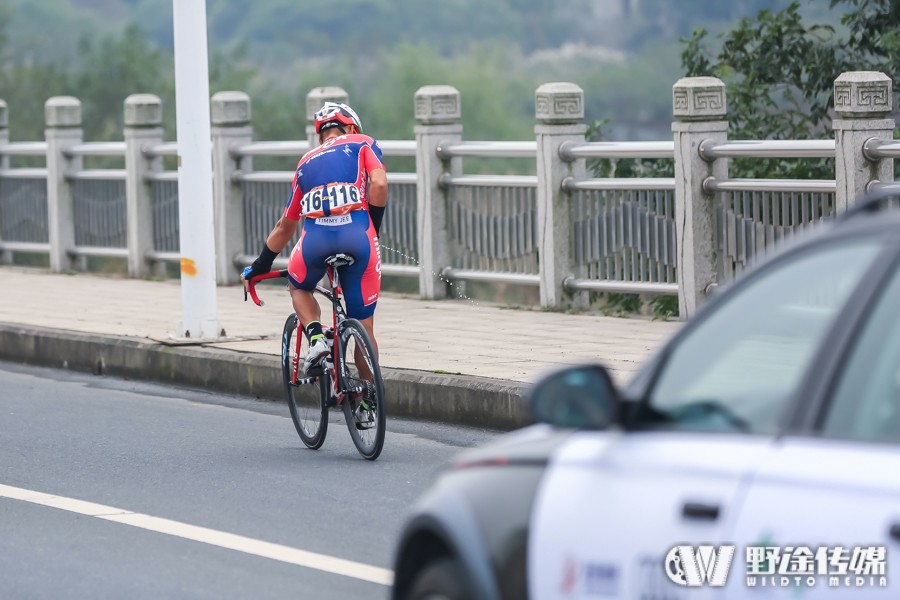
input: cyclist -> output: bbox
[242,102,388,377]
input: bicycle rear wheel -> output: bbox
[338,318,386,460]
[282,313,329,449]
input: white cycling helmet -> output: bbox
[314,102,363,135]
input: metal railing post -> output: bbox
[123,94,163,278]
[305,87,348,147]
[0,99,7,168]
[672,77,727,319]
[833,71,894,211]
[535,82,586,308]
[45,96,82,273]
[211,91,252,285]
[0,99,9,265]
[414,85,461,299]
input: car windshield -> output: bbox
[635,238,884,434]
[824,259,900,444]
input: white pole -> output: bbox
[172,0,219,339]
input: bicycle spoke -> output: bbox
[339,319,386,460]
[283,314,329,449]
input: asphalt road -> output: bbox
[0,361,500,599]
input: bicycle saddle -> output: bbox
[325,253,355,268]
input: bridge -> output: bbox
[0,70,896,322]
[0,72,900,418]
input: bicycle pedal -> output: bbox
[306,364,324,377]
[354,408,375,430]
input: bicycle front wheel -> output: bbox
[338,318,386,460]
[282,313,329,449]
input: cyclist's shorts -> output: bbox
[287,209,381,320]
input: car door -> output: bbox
[529,237,888,600]
[720,251,900,599]
[717,439,900,598]
[530,432,772,600]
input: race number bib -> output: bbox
[300,183,362,218]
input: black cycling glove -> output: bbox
[242,243,279,280]
[369,205,385,236]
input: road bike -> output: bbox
[245,254,386,460]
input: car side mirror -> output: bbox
[527,364,620,430]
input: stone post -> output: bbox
[414,85,461,299]
[672,77,727,319]
[0,99,8,264]
[211,91,252,285]
[535,82,587,308]
[123,94,164,278]
[306,87,349,147]
[0,100,8,169]
[833,71,894,211]
[45,96,82,273]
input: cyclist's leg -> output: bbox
[286,224,329,336]
[337,211,382,380]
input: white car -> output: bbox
[391,191,900,599]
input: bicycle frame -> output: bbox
[245,267,361,405]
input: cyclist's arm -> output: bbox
[266,217,300,253]
[368,168,387,207]
[361,141,387,208]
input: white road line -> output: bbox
[0,483,393,586]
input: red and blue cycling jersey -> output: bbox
[284,134,385,320]
[284,133,384,220]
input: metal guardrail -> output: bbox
[863,138,900,160]
[233,171,417,185]
[233,141,309,157]
[377,140,417,156]
[68,170,127,181]
[558,141,678,291]
[441,267,539,286]
[0,125,879,305]
[144,142,178,158]
[0,142,49,251]
[699,139,835,160]
[0,241,50,253]
[145,172,179,182]
[0,142,47,156]
[559,141,674,160]
[703,177,837,194]
[563,177,676,192]
[563,277,678,296]
[64,142,126,157]
[0,168,48,179]
[232,139,415,159]
[436,141,537,159]
[440,174,537,188]
[67,246,128,258]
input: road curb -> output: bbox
[0,323,531,430]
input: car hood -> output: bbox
[451,424,576,468]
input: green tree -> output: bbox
[681,0,898,177]
[839,0,900,76]
[0,4,74,143]
[75,24,176,141]
[683,3,843,141]
[682,0,900,139]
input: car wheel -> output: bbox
[407,557,470,600]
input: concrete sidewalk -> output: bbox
[0,267,680,428]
